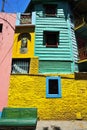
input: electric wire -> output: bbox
[0,0,30,66]
[0,14,17,66]
[0,36,17,66]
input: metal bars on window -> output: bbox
[11,59,30,74]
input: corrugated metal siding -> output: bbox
[70,22,79,62]
[39,61,72,73]
[34,2,78,73]
[67,16,79,72]
[75,63,79,72]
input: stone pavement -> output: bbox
[36,121,87,130]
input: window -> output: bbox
[0,24,3,32]
[44,4,57,17]
[46,77,61,98]
[11,58,30,74]
[44,31,59,47]
[18,33,31,54]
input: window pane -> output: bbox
[49,79,58,94]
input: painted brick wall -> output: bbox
[30,57,39,74]
[8,74,87,120]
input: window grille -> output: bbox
[11,59,30,74]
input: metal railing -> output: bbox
[78,47,87,60]
[20,13,31,24]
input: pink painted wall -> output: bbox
[0,13,16,111]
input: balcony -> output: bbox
[20,13,31,24]
[78,46,87,72]
[75,15,87,41]
[73,0,87,36]
[16,12,36,26]
[78,47,87,61]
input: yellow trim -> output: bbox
[75,22,86,31]
[78,59,87,63]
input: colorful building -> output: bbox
[11,13,38,75]
[26,0,78,73]
[0,0,87,123]
[0,13,16,116]
[7,0,87,121]
[74,0,87,72]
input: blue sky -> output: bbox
[0,0,30,13]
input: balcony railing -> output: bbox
[78,47,87,60]
[20,13,31,24]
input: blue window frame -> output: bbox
[46,77,61,98]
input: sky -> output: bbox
[0,0,30,13]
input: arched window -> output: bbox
[18,33,31,54]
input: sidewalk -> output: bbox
[36,120,87,130]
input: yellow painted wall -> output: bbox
[12,26,35,58]
[30,57,39,74]
[8,74,87,120]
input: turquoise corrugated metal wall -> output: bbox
[34,1,78,73]
[39,61,72,73]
